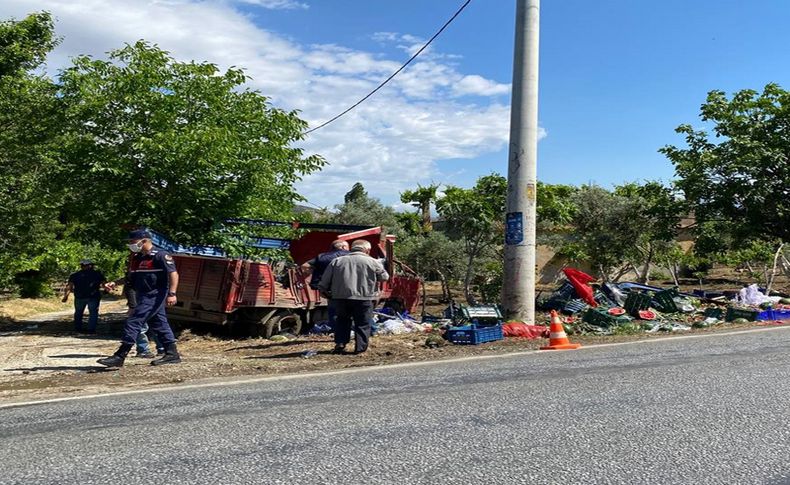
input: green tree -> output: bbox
[535,182,579,249]
[721,239,785,292]
[614,181,684,283]
[0,11,57,75]
[436,174,506,303]
[400,183,439,233]
[661,84,790,289]
[398,231,466,302]
[395,211,423,237]
[0,12,63,290]
[557,183,683,283]
[328,190,405,238]
[344,182,368,204]
[560,186,644,282]
[661,84,789,242]
[57,41,324,246]
[536,182,578,228]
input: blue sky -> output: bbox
[3,0,789,208]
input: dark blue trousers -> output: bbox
[122,292,176,347]
[327,299,338,326]
[334,299,373,353]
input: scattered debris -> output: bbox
[425,334,445,348]
[536,268,790,337]
[309,323,333,334]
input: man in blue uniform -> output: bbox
[62,260,106,333]
[98,229,182,367]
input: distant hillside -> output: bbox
[293,204,325,216]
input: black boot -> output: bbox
[151,343,181,366]
[331,344,347,354]
[97,343,132,368]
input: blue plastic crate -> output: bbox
[446,324,504,345]
[757,309,790,321]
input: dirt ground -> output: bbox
[1,281,787,405]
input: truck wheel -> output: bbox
[263,312,302,339]
[246,309,276,339]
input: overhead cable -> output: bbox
[303,0,473,135]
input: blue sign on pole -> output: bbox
[505,212,523,245]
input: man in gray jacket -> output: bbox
[319,239,389,354]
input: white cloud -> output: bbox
[453,74,512,97]
[371,32,399,43]
[0,0,528,207]
[233,0,308,9]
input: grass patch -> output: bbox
[0,296,72,321]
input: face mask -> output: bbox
[128,241,144,253]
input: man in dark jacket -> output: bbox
[62,260,106,333]
[301,239,349,328]
[97,229,181,368]
[301,239,349,289]
[318,239,389,354]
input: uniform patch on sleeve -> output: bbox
[165,255,173,261]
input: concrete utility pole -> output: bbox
[503,0,539,322]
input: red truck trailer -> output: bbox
[161,223,422,338]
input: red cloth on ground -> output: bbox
[562,267,598,307]
[502,322,549,339]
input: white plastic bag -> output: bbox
[737,284,771,306]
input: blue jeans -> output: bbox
[73,297,100,332]
[136,322,165,354]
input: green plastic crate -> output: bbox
[458,305,503,326]
[582,308,632,327]
[703,307,724,319]
[725,307,760,322]
[652,289,680,313]
[460,305,503,320]
[624,292,652,317]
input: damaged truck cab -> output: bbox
[152,221,421,338]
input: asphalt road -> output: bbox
[2,327,790,485]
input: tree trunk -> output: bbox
[436,269,451,303]
[421,203,432,233]
[613,262,638,283]
[667,259,680,287]
[745,261,755,275]
[463,252,476,305]
[629,262,640,282]
[638,246,655,284]
[766,242,785,296]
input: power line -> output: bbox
[303,0,473,135]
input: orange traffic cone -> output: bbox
[540,310,582,350]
